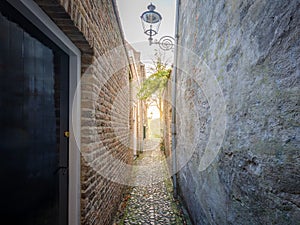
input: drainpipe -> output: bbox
[171,0,180,199]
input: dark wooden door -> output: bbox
[0,2,69,225]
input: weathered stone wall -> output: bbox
[35,0,132,224]
[176,0,300,224]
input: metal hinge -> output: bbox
[54,166,68,175]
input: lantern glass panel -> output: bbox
[141,11,161,24]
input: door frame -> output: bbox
[6,1,81,225]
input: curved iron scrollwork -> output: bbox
[150,36,175,51]
[158,36,175,51]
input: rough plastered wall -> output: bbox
[176,0,300,224]
[35,0,132,224]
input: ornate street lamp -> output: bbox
[140,3,162,44]
[140,3,174,51]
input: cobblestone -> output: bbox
[142,138,161,151]
[113,143,189,224]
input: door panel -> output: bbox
[0,2,69,224]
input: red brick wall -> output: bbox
[163,79,172,160]
[35,0,132,224]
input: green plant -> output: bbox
[137,65,171,101]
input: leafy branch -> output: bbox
[137,68,171,100]
[137,50,172,101]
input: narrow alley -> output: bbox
[0,0,299,224]
[113,139,189,225]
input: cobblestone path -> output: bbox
[113,146,189,225]
[142,138,160,151]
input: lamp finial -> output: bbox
[147,3,156,11]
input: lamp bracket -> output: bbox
[149,36,175,51]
